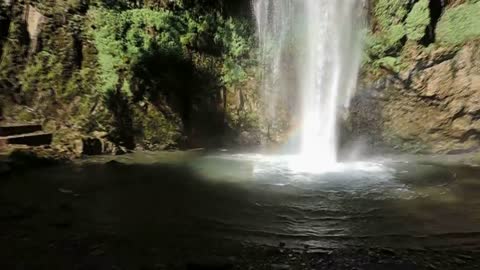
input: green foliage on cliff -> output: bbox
[373,0,408,30]
[19,51,64,100]
[0,20,28,92]
[92,8,186,96]
[366,0,432,64]
[0,0,257,150]
[405,0,430,41]
[365,0,409,63]
[375,56,401,73]
[215,17,254,88]
[91,4,256,145]
[436,1,480,46]
[132,104,181,148]
[366,0,480,66]
[92,6,253,96]
[365,24,405,59]
[365,0,478,75]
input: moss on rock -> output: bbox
[436,1,480,46]
[373,0,409,31]
[405,0,431,42]
[375,56,401,72]
[132,103,182,149]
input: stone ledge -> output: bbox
[0,124,43,136]
[0,132,52,147]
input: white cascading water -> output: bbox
[253,0,365,170]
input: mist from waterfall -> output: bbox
[253,0,365,168]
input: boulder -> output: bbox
[73,132,125,156]
[82,137,104,155]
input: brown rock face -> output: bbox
[25,5,46,53]
[350,41,480,154]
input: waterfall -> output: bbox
[253,0,365,167]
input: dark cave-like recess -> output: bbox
[421,0,444,45]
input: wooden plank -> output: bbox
[0,124,43,136]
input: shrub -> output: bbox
[215,17,254,88]
[92,8,187,96]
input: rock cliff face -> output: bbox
[1,0,479,155]
[0,0,261,155]
[348,0,480,154]
[388,43,480,153]
[25,5,45,53]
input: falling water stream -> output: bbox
[254,0,364,167]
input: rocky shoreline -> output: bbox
[0,146,71,176]
[3,143,480,178]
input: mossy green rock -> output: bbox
[405,0,431,42]
[436,2,480,46]
[373,0,409,30]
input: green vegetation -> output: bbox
[0,0,257,151]
[90,5,255,147]
[373,0,409,31]
[215,17,253,88]
[92,7,253,95]
[405,0,430,42]
[436,1,480,46]
[92,8,186,96]
[365,24,405,60]
[375,56,401,73]
[365,0,480,76]
[364,0,409,67]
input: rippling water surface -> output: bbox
[184,152,480,249]
[3,151,480,253]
